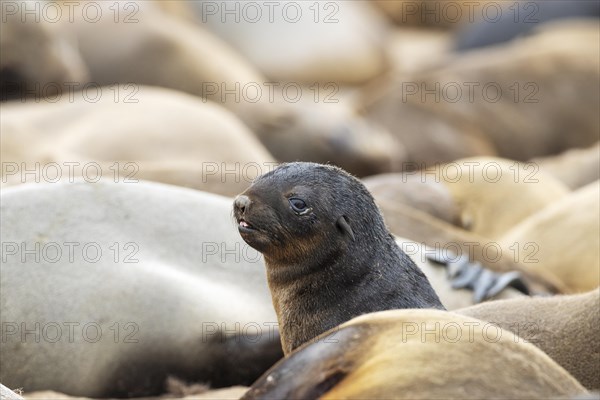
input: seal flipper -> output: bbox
[336,215,355,241]
[451,262,483,289]
[427,251,531,303]
[473,269,497,303]
[241,325,363,400]
[484,271,530,299]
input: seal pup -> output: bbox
[233,162,444,354]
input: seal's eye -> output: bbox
[289,198,309,214]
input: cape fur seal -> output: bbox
[1,3,88,101]
[363,172,460,225]
[532,143,600,190]
[459,290,600,390]
[233,162,444,354]
[363,156,571,238]
[374,199,567,294]
[242,309,587,399]
[190,0,389,84]
[455,0,600,51]
[57,0,399,177]
[439,157,569,239]
[0,86,275,196]
[500,181,600,293]
[362,20,600,163]
[1,181,282,397]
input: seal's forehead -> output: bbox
[258,162,339,185]
[248,162,355,198]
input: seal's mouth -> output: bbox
[238,218,257,234]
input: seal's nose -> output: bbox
[234,195,251,214]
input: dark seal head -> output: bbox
[233,162,444,354]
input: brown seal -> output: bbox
[242,309,587,399]
[233,162,444,354]
[500,181,600,293]
[532,143,600,190]
[459,290,600,390]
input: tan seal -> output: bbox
[500,181,600,293]
[243,309,587,399]
[459,290,600,390]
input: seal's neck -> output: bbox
[264,218,393,285]
[264,240,368,287]
[264,233,444,354]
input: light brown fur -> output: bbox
[362,21,600,162]
[384,28,452,75]
[532,143,600,190]
[377,199,567,294]
[458,291,600,390]
[364,156,571,235]
[188,1,389,84]
[500,181,600,293]
[363,173,460,225]
[440,157,570,239]
[57,1,398,177]
[0,86,275,196]
[373,0,495,29]
[244,310,587,399]
[361,94,498,168]
[0,3,88,99]
[57,0,273,129]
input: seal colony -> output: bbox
[233,162,444,354]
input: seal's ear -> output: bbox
[336,216,355,241]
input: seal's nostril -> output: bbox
[234,195,251,214]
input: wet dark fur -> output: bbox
[233,162,444,354]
